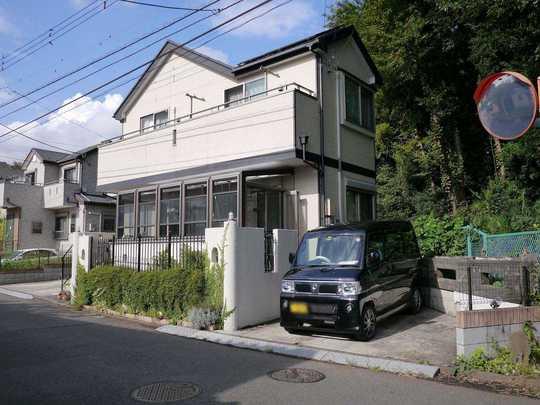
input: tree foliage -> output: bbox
[328,0,540,251]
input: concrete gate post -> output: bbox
[223,214,238,332]
[70,231,79,304]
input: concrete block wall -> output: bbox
[456,306,540,356]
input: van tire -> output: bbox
[408,287,423,314]
[354,305,376,341]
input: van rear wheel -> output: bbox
[354,305,376,341]
[408,287,423,314]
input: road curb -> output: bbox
[156,324,440,379]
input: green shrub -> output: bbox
[412,213,466,257]
[75,253,225,326]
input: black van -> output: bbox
[280,221,423,341]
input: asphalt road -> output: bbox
[0,293,535,405]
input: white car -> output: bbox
[1,248,58,264]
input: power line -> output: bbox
[0,0,224,112]
[1,1,118,71]
[119,0,220,12]
[0,0,274,147]
[0,0,290,149]
[3,0,101,62]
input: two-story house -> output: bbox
[96,25,381,239]
[0,146,116,253]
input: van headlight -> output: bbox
[281,280,295,293]
[338,281,361,296]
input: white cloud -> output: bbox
[0,7,16,36]
[213,0,318,39]
[196,46,229,64]
[0,92,123,163]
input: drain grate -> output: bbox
[131,382,201,403]
[269,368,325,383]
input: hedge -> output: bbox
[74,260,221,323]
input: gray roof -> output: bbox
[114,25,381,121]
[75,192,116,205]
[57,144,98,163]
[32,148,70,163]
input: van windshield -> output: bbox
[295,231,364,267]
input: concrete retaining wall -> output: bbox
[0,266,66,285]
[456,306,540,356]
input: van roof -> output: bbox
[310,220,413,233]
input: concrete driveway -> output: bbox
[222,308,456,366]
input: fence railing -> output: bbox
[61,245,72,292]
[464,226,540,257]
[91,235,206,272]
[264,232,274,273]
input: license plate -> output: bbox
[290,302,309,315]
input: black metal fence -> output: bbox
[264,232,274,272]
[91,235,206,272]
[61,245,72,292]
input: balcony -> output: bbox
[97,83,321,190]
[43,180,80,209]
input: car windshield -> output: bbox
[4,250,23,259]
[295,231,364,267]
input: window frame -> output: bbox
[31,221,42,234]
[159,186,181,237]
[117,193,136,238]
[62,165,78,184]
[211,177,238,227]
[223,76,267,107]
[140,110,169,133]
[341,71,376,134]
[54,216,68,240]
[183,181,208,236]
[346,186,375,223]
[137,190,157,237]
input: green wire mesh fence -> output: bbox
[464,226,540,257]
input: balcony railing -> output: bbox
[103,82,315,145]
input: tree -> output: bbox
[328,0,540,224]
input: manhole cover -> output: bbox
[131,382,201,403]
[269,368,325,383]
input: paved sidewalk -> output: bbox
[223,309,456,366]
[0,280,62,301]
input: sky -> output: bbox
[0,0,335,163]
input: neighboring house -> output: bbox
[0,146,116,253]
[96,25,381,239]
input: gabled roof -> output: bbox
[113,25,382,123]
[57,144,98,164]
[113,41,235,121]
[233,25,382,84]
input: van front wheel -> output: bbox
[354,305,376,341]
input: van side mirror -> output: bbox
[288,253,295,264]
[366,249,382,268]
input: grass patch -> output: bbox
[0,257,62,272]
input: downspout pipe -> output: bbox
[312,45,326,227]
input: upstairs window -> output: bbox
[224,85,243,107]
[223,78,266,107]
[63,167,77,183]
[184,182,207,236]
[26,172,35,185]
[344,74,375,132]
[140,110,168,133]
[245,78,266,98]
